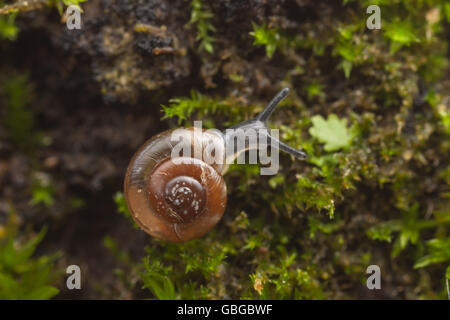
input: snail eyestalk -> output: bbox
[224,88,306,160]
[266,134,306,159]
[257,87,290,122]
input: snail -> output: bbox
[124,88,305,242]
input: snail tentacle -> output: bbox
[257,87,290,122]
[224,88,306,161]
[266,133,306,159]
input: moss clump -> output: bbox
[0,209,60,300]
[0,11,18,40]
[1,74,36,150]
[188,0,216,54]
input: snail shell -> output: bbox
[124,128,227,242]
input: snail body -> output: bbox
[124,88,305,242]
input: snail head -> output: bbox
[226,88,306,160]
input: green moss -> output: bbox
[0,74,41,150]
[0,11,18,41]
[188,0,216,54]
[333,23,365,78]
[415,238,450,269]
[0,0,88,16]
[161,89,249,127]
[114,192,139,229]
[161,90,228,125]
[0,210,60,300]
[53,0,88,14]
[250,23,282,58]
[384,20,420,53]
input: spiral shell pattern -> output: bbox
[124,128,227,242]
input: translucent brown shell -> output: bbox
[124,128,227,242]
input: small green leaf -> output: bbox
[269,175,285,189]
[367,222,400,243]
[305,82,325,101]
[26,286,59,300]
[414,238,450,269]
[141,260,177,300]
[309,114,354,152]
[250,22,281,58]
[384,20,419,53]
[30,187,54,207]
[0,219,60,300]
[340,60,353,79]
[0,13,19,41]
